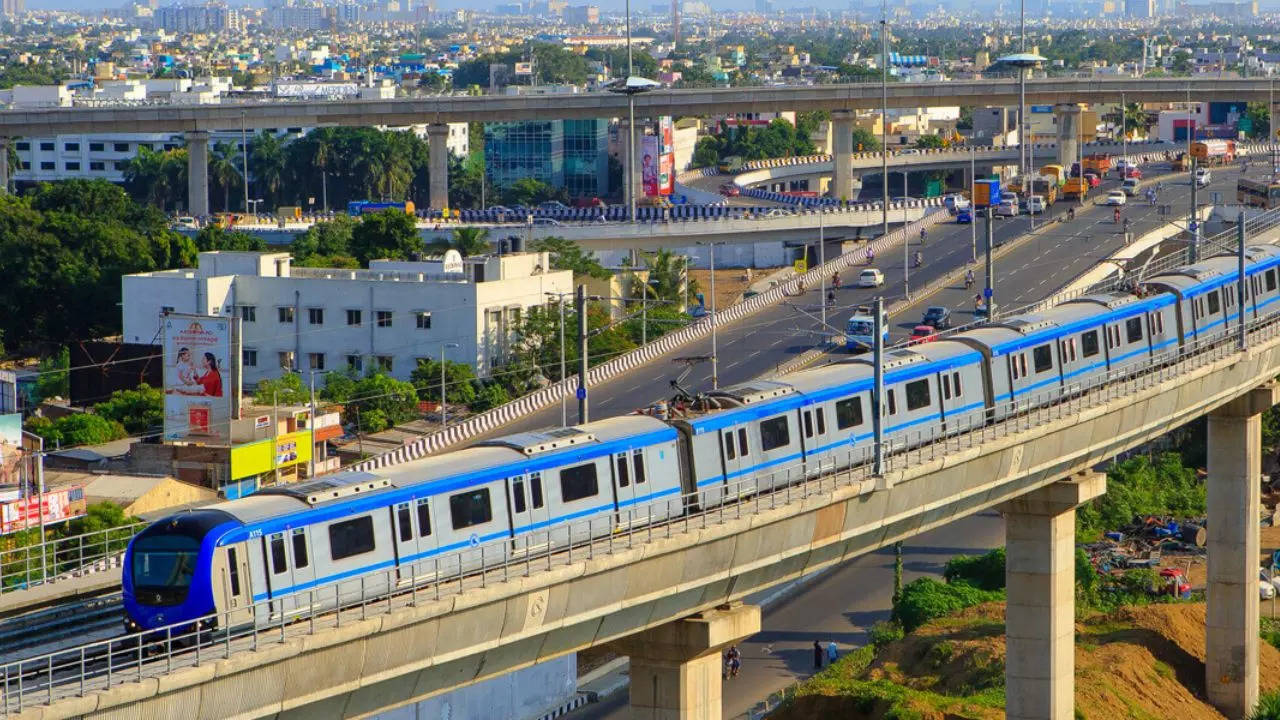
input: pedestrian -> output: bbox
[826,641,839,664]
[813,640,823,670]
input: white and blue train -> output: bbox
[123,243,1280,633]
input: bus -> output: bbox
[347,201,416,216]
[1237,178,1280,209]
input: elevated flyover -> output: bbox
[11,289,1280,719]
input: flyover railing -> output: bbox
[1,522,147,595]
[5,287,1280,713]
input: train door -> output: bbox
[508,472,550,555]
[718,426,746,499]
[286,528,315,609]
[410,498,440,579]
[391,502,419,583]
[799,408,815,476]
[212,543,254,629]
[262,532,292,617]
[612,452,636,526]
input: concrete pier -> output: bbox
[427,123,449,212]
[1054,104,1082,169]
[1002,473,1105,720]
[611,604,761,720]
[1206,383,1279,718]
[832,110,854,202]
[185,130,209,217]
[619,118,642,216]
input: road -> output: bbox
[487,162,1245,438]
[564,511,1006,720]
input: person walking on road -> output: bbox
[826,641,839,665]
[813,640,823,670]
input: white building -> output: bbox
[121,250,573,387]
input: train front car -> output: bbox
[122,509,240,635]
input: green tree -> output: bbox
[24,413,125,448]
[350,209,421,265]
[915,134,946,149]
[347,372,418,433]
[193,225,266,251]
[531,236,610,279]
[644,247,698,305]
[892,577,1003,632]
[62,501,133,536]
[319,370,359,404]
[851,127,880,152]
[500,177,568,207]
[291,215,357,267]
[427,226,490,256]
[1246,102,1272,141]
[691,136,722,168]
[93,384,163,435]
[942,548,1006,591]
[122,146,189,211]
[470,382,511,411]
[35,346,69,402]
[248,131,287,208]
[410,358,478,406]
[208,141,243,212]
[1076,453,1205,541]
[253,372,311,406]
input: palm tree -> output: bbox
[208,141,241,212]
[1121,103,1146,140]
[645,248,698,306]
[427,227,491,256]
[249,131,286,206]
[123,146,172,209]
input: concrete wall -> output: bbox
[371,656,576,720]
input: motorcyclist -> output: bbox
[827,289,836,306]
[913,250,923,267]
[866,248,875,265]
[1123,217,1132,237]
[919,227,928,244]
[1067,207,1076,222]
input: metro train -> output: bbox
[123,242,1280,634]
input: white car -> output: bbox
[1121,178,1141,196]
[1026,195,1047,213]
[173,216,199,229]
[1106,191,1127,206]
[995,198,1019,217]
[944,194,971,213]
[858,268,885,288]
[1195,168,1211,186]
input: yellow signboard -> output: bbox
[230,430,313,480]
[794,259,808,274]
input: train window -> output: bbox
[512,477,527,512]
[560,463,600,502]
[449,489,493,530]
[397,503,413,542]
[887,389,897,415]
[760,415,791,451]
[227,547,241,596]
[269,534,287,574]
[1020,355,1028,377]
[836,397,863,429]
[1081,330,1099,358]
[1010,356,1020,380]
[803,412,813,438]
[633,449,647,484]
[1125,318,1143,344]
[530,473,544,509]
[1156,314,1164,334]
[416,499,432,537]
[737,428,748,456]
[942,374,951,400]
[329,516,376,561]
[1033,345,1052,374]
[905,379,930,411]
[615,454,630,487]
[953,372,962,397]
[291,529,309,569]
[1207,291,1221,315]
[1268,269,1277,292]
[723,432,736,460]
[815,408,826,435]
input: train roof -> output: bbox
[1146,245,1280,295]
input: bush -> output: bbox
[867,620,904,649]
[470,383,511,411]
[24,413,126,448]
[943,548,1006,591]
[1249,690,1280,720]
[1077,453,1205,540]
[94,384,163,435]
[892,578,1004,633]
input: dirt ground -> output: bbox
[687,267,786,310]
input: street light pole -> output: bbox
[880,0,889,241]
[440,342,458,429]
[558,297,566,425]
[628,94,637,222]
[241,111,250,214]
[902,170,909,300]
[576,284,589,423]
[710,245,719,389]
[819,208,826,330]
[970,144,977,262]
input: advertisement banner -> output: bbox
[0,413,24,490]
[1,486,86,535]
[163,314,235,443]
[514,61,533,75]
[641,134,660,197]
[658,117,676,195]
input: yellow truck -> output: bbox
[1061,177,1089,201]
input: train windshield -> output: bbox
[848,320,874,336]
[131,534,200,606]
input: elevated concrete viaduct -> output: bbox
[15,304,1280,720]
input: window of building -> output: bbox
[416,311,432,329]
[560,463,599,502]
[415,498,432,536]
[290,529,308,569]
[114,142,129,152]
[346,309,362,326]
[239,305,256,323]
[905,379,931,411]
[308,352,325,371]
[19,162,29,170]
[308,307,324,325]
[242,349,257,367]
[346,354,363,372]
[89,142,104,152]
[836,397,863,429]
[89,161,104,171]
[1125,317,1143,344]
[449,488,492,530]
[278,351,296,369]
[760,415,790,452]
[39,162,54,170]
[376,355,393,372]
[39,142,53,151]
[64,161,80,171]
[1033,344,1053,373]
[114,160,128,171]
[376,310,393,327]
[1081,330,1100,358]
[328,515,376,561]
[14,142,28,151]
[64,142,79,152]
[278,306,295,323]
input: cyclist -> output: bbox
[827,289,836,307]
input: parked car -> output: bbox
[532,218,562,226]
[1106,191,1128,206]
[538,200,569,211]
[858,268,885,288]
[719,184,741,197]
[1121,178,1141,196]
[921,306,952,329]
[909,325,938,344]
[1195,168,1211,187]
[956,208,973,224]
[995,198,1019,217]
[173,216,198,229]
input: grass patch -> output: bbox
[1153,660,1174,680]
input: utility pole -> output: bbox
[1239,210,1248,351]
[1189,156,1199,264]
[970,145,977,262]
[710,245,719,389]
[903,170,910,300]
[984,207,995,316]
[559,297,567,425]
[308,371,316,478]
[872,295,885,475]
[880,0,889,241]
[576,284,589,424]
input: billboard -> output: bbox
[163,314,235,444]
[2,486,87,535]
[642,134,660,197]
[514,61,533,75]
[658,116,675,195]
[0,414,24,491]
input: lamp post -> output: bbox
[241,111,250,214]
[880,0,890,241]
[697,240,725,389]
[819,208,826,330]
[997,52,1045,197]
[970,144,977,262]
[440,342,459,429]
[546,291,569,426]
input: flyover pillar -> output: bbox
[832,110,854,202]
[427,123,450,212]
[1206,383,1280,719]
[611,604,761,720]
[1054,104,1083,169]
[185,130,209,217]
[619,117,642,214]
[1001,472,1105,720]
